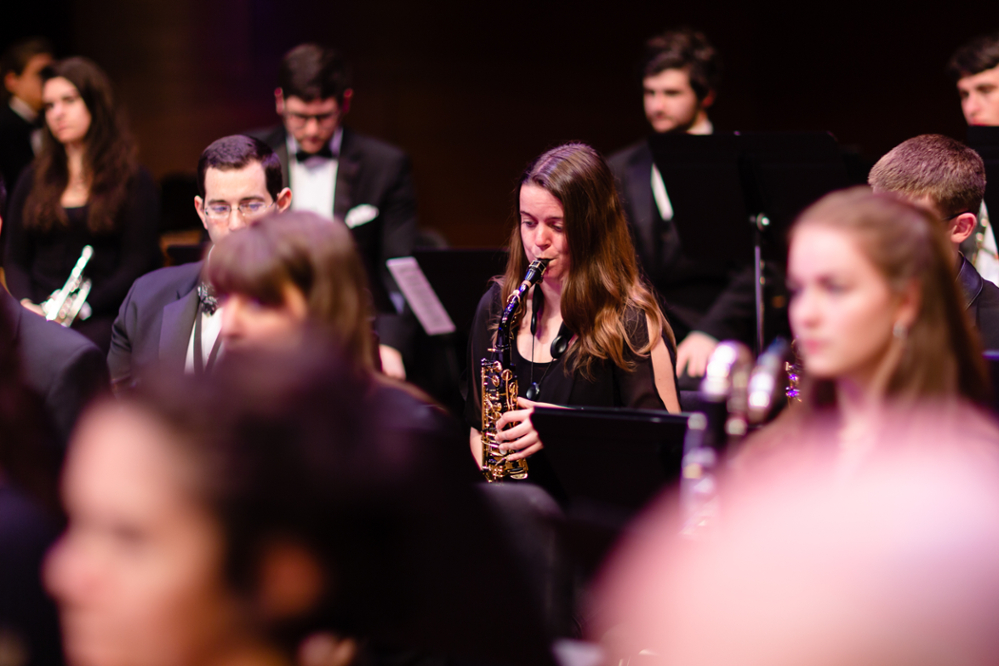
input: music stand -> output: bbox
[532,405,689,578]
[736,131,852,348]
[532,406,688,513]
[411,248,508,333]
[647,132,850,352]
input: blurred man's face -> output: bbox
[958,66,999,126]
[642,68,710,134]
[276,91,344,155]
[4,52,53,111]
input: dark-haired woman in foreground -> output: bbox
[465,142,680,493]
[4,57,160,353]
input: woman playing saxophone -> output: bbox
[465,143,680,495]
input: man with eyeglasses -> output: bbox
[107,135,292,392]
[249,43,416,380]
[869,134,999,350]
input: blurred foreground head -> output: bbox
[47,339,553,666]
[207,210,375,370]
[786,187,988,408]
[596,444,999,666]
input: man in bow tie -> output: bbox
[107,135,292,392]
[250,43,417,379]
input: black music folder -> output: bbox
[531,406,689,515]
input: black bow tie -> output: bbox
[197,281,219,316]
[295,145,335,162]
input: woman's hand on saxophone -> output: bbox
[496,397,563,461]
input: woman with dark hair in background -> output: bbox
[465,142,680,494]
[3,56,160,353]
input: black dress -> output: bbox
[3,165,161,353]
[464,283,677,498]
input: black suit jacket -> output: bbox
[107,261,202,391]
[958,254,999,351]
[1,289,108,446]
[0,104,35,201]
[249,125,417,352]
[608,139,756,343]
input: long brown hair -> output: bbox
[501,142,673,380]
[207,211,375,371]
[24,57,138,234]
[792,187,990,412]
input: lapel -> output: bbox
[957,255,984,311]
[627,143,657,252]
[158,265,202,368]
[334,128,360,221]
[276,139,291,190]
[260,125,291,189]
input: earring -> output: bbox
[893,322,908,340]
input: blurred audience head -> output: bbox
[276,44,351,155]
[596,444,999,666]
[949,31,999,126]
[207,211,374,369]
[46,341,551,666]
[195,135,290,243]
[639,27,719,133]
[869,134,984,249]
[787,187,988,407]
[1,36,53,110]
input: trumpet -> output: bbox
[41,245,93,327]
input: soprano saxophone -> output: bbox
[480,258,549,482]
[41,245,94,327]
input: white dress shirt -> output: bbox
[288,128,343,217]
[184,305,224,374]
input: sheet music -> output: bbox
[386,257,456,335]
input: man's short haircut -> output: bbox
[948,32,999,81]
[868,134,986,218]
[640,27,720,101]
[278,43,351,104]
[0,36,54,79]
[197,135,283,201]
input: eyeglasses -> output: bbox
[204,201,275,220]
[284,110,339,127]
[944,210,973,221]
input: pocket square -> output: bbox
[345,204,379,228]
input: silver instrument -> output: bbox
[41,245,93,327]
[680,339,791,537]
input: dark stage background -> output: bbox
[3,0,991,247]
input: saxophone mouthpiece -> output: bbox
[523,258,550,287]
